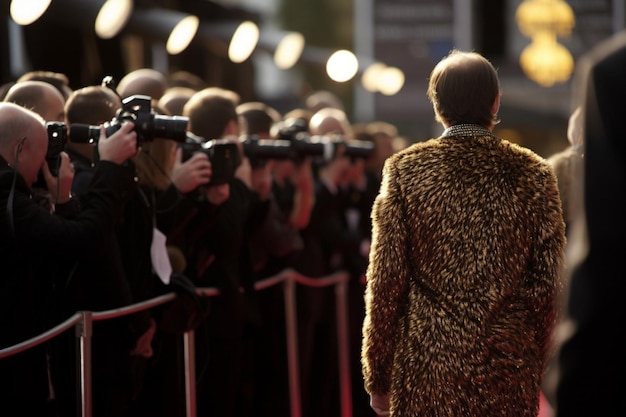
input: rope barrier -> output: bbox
[0,268,354,417]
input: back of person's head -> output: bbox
[4,80,66,122]
[168,70,208,91]
[117,68,169,101]
[236,101,281,136]
[158,86,196,116]
[309,106,353,137]
[282,108,314,126]
[17,70,72,101]
[305,90,344,112]
[183,87,240,140]
[366,121,398,139]
[0,102,39,150]
[427,50,500,128]
[65,85,122,126]
[0,82,16,101]
[0,102,47,185]
[363,121,398,175]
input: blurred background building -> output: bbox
[1,0,625,156]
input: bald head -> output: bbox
[4,80,65,122]
[0,102,48,185]
[117,68,169,101]
[309,107,353,137]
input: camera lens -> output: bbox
[151,115,188,143]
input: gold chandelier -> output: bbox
[516,0,575,87]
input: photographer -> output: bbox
[237,102,307,277]
[69,94,213,417]
[0,102,137,416]
[4,80,68,212]
[172,86,264,417]
[296,105,376,417]
[55,85,168,417]
[237,102,314,417]
[62,88,212,417]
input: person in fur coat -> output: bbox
[361,50,566,417]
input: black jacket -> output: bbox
[0,156,135,407]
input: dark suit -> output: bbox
[52,149,151,417]
[167,178,261,417]
[0,157,134,417]
[556,31,626,417]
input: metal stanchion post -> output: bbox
[283,274,301,417]
[184,330,197,417]
[76,311,93,417]
[335,278,352,417]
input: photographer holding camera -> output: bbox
[0,102,137,416]
[168,86,265,417]
[52,85,164,417]
[67,89,213,416]
[4,79,69,212]
[293,105,378,417]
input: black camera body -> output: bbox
[275,117,374,162]
[46,122,68,176]
[180,133,241,185]
[69,95,188,145]
[334,137,375,160]
[241,135,299,169]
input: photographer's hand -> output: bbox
[42,151,73,204]
[370,393,390,416]
[235,155,252,189]
[171,148,212,193]
[222,134,252,189]
[130,318,156,358]
[288,158,315,229]
[290,157,314,191]
[97,122,138,164]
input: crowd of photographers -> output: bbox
[0,69,404,417]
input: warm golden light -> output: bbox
[519,34,574,87]
[10,0,51,25]
[377,66,405,96]
[274,32,305,69]
[167,15,199,55]
[326,50,359,83]
[228,21,259,63]
[95,0,133,39]
[516,0,575,86]
[361,62,387,92]
[516,0,575,38]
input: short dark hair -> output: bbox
[65,85,121,126]
[183,87,239,140]
[427,50,500,128]
[18,70,71,101]
[237,102,281,135]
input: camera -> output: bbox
[275,117,374,162]
[46,122,68,176]
[334,137,375,160]
[240,134,374,170]
[69,95,188,145]
[180,133,241,185]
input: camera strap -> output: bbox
[6,169,18,239]
[6,139,26,239]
